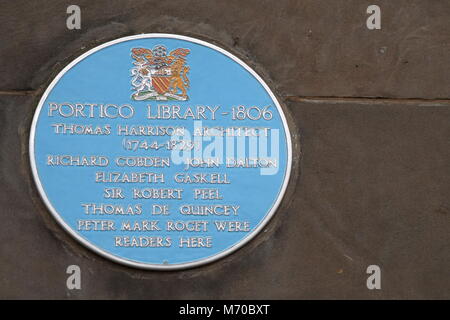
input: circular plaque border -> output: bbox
[29,33,293,270]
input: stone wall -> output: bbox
[0,0,449,299]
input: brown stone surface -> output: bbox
[0,0,449,98]
[1,94,449,299]
[0,0,449,299]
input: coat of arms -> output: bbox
[130,45,190,101]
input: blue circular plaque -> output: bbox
[30,34,292,270]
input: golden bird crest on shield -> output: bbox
[130,45,190,101]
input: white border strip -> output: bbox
[29,33,293,270]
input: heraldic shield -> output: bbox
[130,45,190,101]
